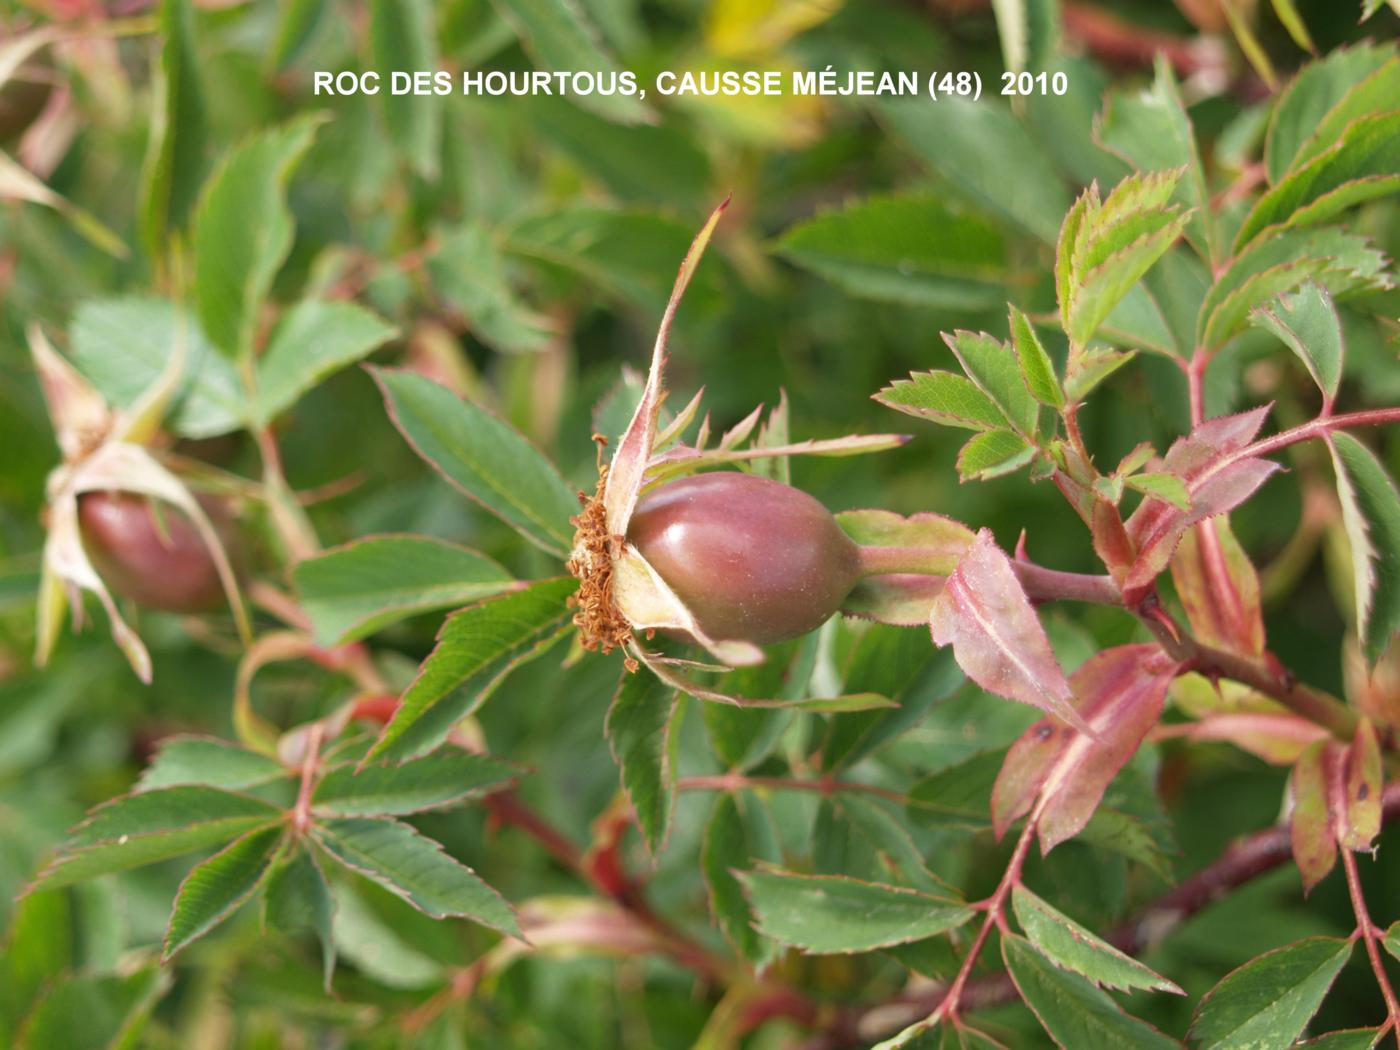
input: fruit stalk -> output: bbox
[856,543,1123,606]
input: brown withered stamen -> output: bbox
[566,460,637,670]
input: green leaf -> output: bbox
[254,300,396,425]
[880,97,1070,243]
[1079,806,1174,882]
[1124,472,1189,510]
[990,0,1057,75]
[312,751,516,817]
[138,736,289,792]
[372,367,578,555]
[369,0,440,177]
[1064,347,1135,403]
[137,0,205,259]
[1009,305,1063,408]
[314,817,518,934]
[15,968,167,1050]
[1070,214,1187,349]
[957,429,1035,482]
[1288,57,1400,176]
[0,891,71,1042]
[1299,1031,1383,1050]
[1268,0,1313,53]
[906,750,1006,833]
[875,371,1006,431]
[1003,934,1181,1049]
[1197,227,1390,351]
[328,881,445,987]
[1388,921,1400,964]
[487,0,650,125]
[944,330,1038,437]
[701,792,773,966]
[428,225,556,353]
[69,297,245,439]
[520,96,709,207]
[268,0,326,69]
[738,869,973,953]
[1011,885,1182,994]
[1190,937,1353,1050]
[1251,282,1342,402]
[293,534,516,646]
[1096,57,1217,263]
[194,115,321,360]
[606,665,677,858]
[165,824,283,958]
[1329,433,1400,662]
[368,577,577,763]
[774,194,1007,309]
[1236,110,1400,249]
[263,846,336,989]
[506,207,721,315]
[33,787,283,889]
[1266,44,1394,184]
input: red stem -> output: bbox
[1342,847,1400,1041]
[1243,408,1400,460]
[933,818,1038,1026]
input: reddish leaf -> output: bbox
[1289,720,1381,891]
[1339,718,1381,852]
[1091,499,1133,580]
[930,529,1083,732]
[1123,407,1282,597]
[1181,712,1329,765]
[1170,517,1265,658]
[1290,740,1339,893]
[991,644,1177,851]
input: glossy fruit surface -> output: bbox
[78,492,232,613]
[627,471,859,645]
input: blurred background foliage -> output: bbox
[1,0,1399,1046]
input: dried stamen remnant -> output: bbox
[567,462,635,667]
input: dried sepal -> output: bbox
[604,197,730,538]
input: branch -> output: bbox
[1240,407,1400,461]
[1135,593,1358,739]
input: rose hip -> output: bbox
[627,471,859,646]
[78,492,235,614]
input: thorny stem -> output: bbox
[1134,593,1358,739]
[1240,407,1400,460]
[929,818,1038,1026]
[1342,847,1400,1042]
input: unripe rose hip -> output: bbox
[78,492,234,614]
[627,471,859,645]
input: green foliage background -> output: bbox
[1,0,1399,1046]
